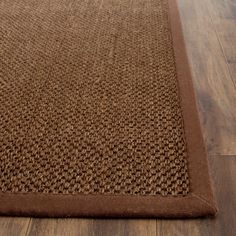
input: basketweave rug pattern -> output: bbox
[0,0,217,217]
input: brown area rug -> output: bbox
[0,0,217,217]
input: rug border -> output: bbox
[0,0,217,218]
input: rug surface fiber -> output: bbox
[0,0,217,217]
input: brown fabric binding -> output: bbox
[0,0,217,217]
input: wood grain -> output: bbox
[0,217,31,236]
[26,219,89,236]
[26,219,156,236]
[177,0,236,155]
[88,220,156,236]
[206,0,236,84]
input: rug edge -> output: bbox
[0,192,217,218]
[167,0,218,215]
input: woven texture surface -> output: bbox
[0,0,190,196]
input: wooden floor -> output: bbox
[1,0,236,235]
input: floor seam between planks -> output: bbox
[25,218,32,236]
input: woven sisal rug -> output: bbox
[0,0,217,217]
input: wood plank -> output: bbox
[0,217,31,236]
[156,155,236,236]
[26,219,91,236]
[206,0,236,82]
[177,0,236,155]
[26,219,156,236]
[89,220,156,236]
